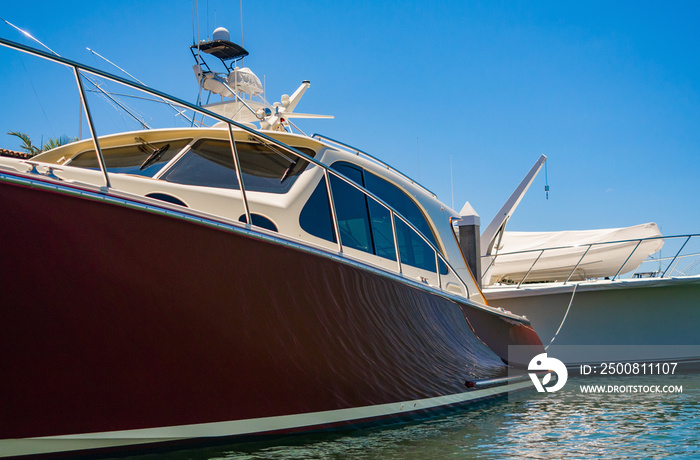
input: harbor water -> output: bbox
[124,373,699,459]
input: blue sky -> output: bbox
[1,1,698,236]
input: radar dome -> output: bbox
[212,27,230,41]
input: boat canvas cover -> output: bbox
[483,223,663,285]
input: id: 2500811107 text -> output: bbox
[580,362,678,376]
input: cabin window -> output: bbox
[160,139,315,193]
[66,139,190,177]
[238,213,278,232]
[330,163,397,260]
[329,166,374,254]
[300,162,444,272]
[299,178,336,243]
[367,199,397,261]
[330,162,444,273]
[361,169,442,272]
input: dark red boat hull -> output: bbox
[0,174,541,453]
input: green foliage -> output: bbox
[7,131,40,155]
[7,131,77,156]
[42,135,78,151]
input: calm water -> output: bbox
[125,374,699,459]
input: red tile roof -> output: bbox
[0,148,32,159]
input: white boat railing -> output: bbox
[482,234,700,288]
[0,37,471,300]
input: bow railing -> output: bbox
[482,234,700,288]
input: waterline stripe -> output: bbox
[0,381,532,457]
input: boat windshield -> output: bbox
[159,138,315,194]
[65,139,191,177]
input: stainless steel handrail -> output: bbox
[226,123,250,226]
[661,235,691,278]
[0,37,471,299]
[611,239,642,281]
[516,249,545,288]
[73,67,109,188]
[563,245,591,284]
[482,234,700,287]
[311,133,438,198]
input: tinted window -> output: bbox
[395,219,437,272]
[160,139,315,193]
[331,164,397,261]
[299,177,336,243]
[363,171,437,247]
[67,139,190,177]
[330,169,374,254]
[238,213,278,232]
[330,161,442,272]
[367,199,396,261]
[301,162,444,273]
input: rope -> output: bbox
[544,283,578,350]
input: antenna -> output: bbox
[416,137,421,181]
[240,0,244,66]
[450,153,454,210]
[191,0,195,44]
[3,18,149,130]
[2,18,59,56]
[87,47,195,125]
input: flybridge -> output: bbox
[191,27,332,131]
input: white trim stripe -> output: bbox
[0,381,531,457]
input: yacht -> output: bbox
[0,32,542,457]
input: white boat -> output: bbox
[0,31,543,458]
[458,155,700,367]
[483,222,664,285]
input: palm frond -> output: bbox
[42,135,77,151]
[7,131,40,154]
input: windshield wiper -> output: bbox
[280,158,299,183]
[136,137,170,171]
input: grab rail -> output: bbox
[0,37,471,300]
[482,234,700,288]
[312,134,438,198]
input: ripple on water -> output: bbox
[122,374,700,460]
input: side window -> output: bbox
[363,172,440,272]
[299,162,444,273]
[299,177,336,243]
[329,166,373,253]
[395,219,437,273]
[362,171,437,248]
[367,199,396,261]
[330,164,397,261]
